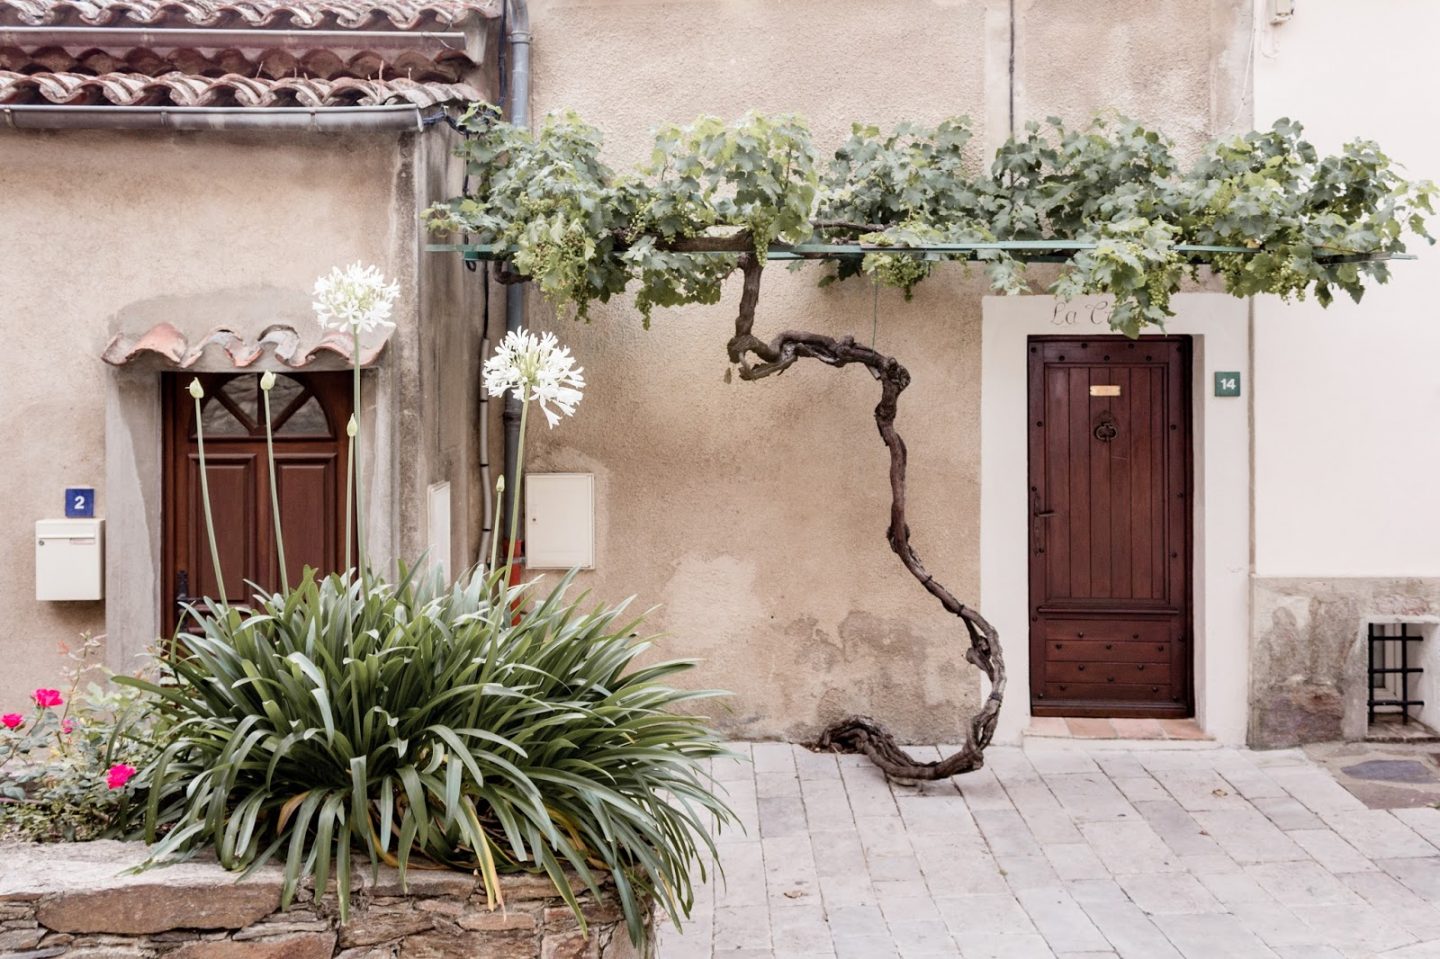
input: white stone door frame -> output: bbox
[981,293,1252,745]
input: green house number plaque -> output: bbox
[1214,371,1242,397]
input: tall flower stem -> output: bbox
[191,383,227,601]
[344,418,356,574]
[504,395,530,574]
[261,376,289,593]
[488,476,505,575]
[352,330,368,587]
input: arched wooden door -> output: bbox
[163,372,352,632]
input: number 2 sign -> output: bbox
[64,487,95,518]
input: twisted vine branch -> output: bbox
[726,253,1006,780]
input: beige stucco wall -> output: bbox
[0,130,414,707]
[520,0,1253,741]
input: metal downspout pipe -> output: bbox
[501,0,531,567]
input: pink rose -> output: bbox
[1,713,22,730]
[106,763,137,790]
[61,719,75,735]
[33,689,62,709]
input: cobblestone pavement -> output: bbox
[656,740,1440,958]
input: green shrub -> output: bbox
[120,567,733,945]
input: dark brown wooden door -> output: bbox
[1027,336,1193,717]
[163,372,352,633]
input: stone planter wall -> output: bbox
[0,841,644,959]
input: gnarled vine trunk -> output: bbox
[726,253,1006,779]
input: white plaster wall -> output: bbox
[982,294,1252,744]
[1252,1,1440,576]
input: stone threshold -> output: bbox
[1024,715,1214,744]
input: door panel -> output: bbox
[163,373,351,634]
[1028,336,1192,718]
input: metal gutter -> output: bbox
[500,0,529,564]
[2,102,424,131]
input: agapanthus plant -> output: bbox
[482,329,587,572]
[120,270,729,951]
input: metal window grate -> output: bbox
[1368,623,1425,725]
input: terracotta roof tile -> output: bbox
[0,0,497,30]
[102,322,390,369]
[0,68,479,106]
[1,44,470,83]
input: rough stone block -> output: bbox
[398,930,534,959]
[455,910,537,932]
[336,910,434,947]
[1250,684,1344,748]
[540,932,598,959]
[167,932,337,959]
[35,883,282,935]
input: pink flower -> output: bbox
[106,764,137,790]
[61,719,75,735]
[33,689,62,709]
[1,713,22,730]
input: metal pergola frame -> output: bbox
[427,239,1413,265]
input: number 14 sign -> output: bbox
[1214,372,1242,397]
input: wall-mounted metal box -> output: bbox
[35,519,104,601]
[525,473,595,569]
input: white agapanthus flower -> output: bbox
[483,330,586,427]
[312,262,401,334]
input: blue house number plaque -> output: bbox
[64,487,95,518]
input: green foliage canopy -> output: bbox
[428,109,1434,336]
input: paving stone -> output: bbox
[1340,870,1440,940]
[1078,820,1183,874]
[1380,857,1440,901]
[1041,843,1110,881]
[1288,827,1378,873]
[974,809,1045,858]
[1074,899,1183,959]
[1288,902,1417,954]
[888,919,960,956]
[1251,794,1325,831]
[1132,798,1224,857]
[757,795,809,839]
[1246,860,1363,907]
[831,935,900,959]
[1152,913,1277,959]
[769,903,830,954]
[750,742,797,775]
[936,894,1036,936]
[1319,809,1438,860]
[711,905,770,951]
[1013,887,1110,953]
[667,739,1440,957]
[1043,773,1137,822]
[995,855,1062,891]
[1112,775,1170,803]
[955,932,1054,958]
[1191,807,1308,863]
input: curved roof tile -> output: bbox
[0,69,480,106]
[0,0,498,30]
[102,322,391,369]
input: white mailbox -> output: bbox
[35,519,104,601]
[525,473,595,569]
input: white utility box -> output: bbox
[35,519,104,601]
[525,473,595,569]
